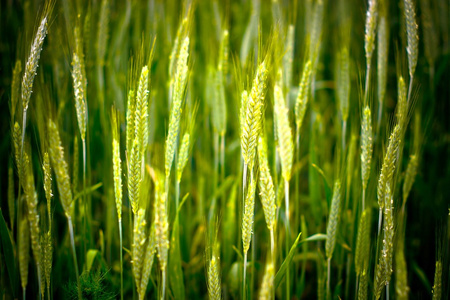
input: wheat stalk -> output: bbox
[432,260,442,300]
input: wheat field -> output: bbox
[0,0,449,299]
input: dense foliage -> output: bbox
[0,0,449,299]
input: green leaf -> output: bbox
[0,209,16,298]
[169,214,185,300]
[73,182,103,202]
[299,233,327,245]
[274,232,302,289]
[86,249,100,272]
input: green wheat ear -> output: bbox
[258,136,276,231]
[325,180,342,260]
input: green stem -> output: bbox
[285,179,290,300]
[68,216,82,300]
[119,219,123,300]
[82,138,87,270]
[161,268,166,300]
[327,258,331,300]
[243,251,248,300]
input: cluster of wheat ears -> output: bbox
[1,0,449,299]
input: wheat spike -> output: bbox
[13,122,23,181]
[294,60,312,131]
[207,246,221,300]
[403,0,419,78]
[396,76,407,128]
[72,136,79,192]
[18,216,30,291]
[420,0,438,67]
[43,152,52,228]
[11,60,22,120]
[432,260,442,300]
[44,231,52,293]
[326,180,341,259]
[402,154,418,203]
[283,25,295,89]
[240,90,249,141]
[259,261,275,300]
[377,14,389,106]
[128,139,141,215]
[126,89,136,157]
[373,260,384,300]
[377,124,401,209]
[258,136,276,231]
[358,269,368,300]
[47,120,73,217]
[154,172,169,271]
[169,18,187,78]
[133,208,147,295]
[139,224,156,300]
[166,37,189,178]
[355,209,371,276]
[241,61,268,168]
[97,0,109,65]
[72,52,87,140]
[112,110,123,221]
[381,185,394,284]
[242,170,257,254]
[22,151,42,278]
[274,71,294,181]
[364,0,378,68]
[22,16,48,112]
[213,67,227,136]
[361,105,373,191]
[176,133,190,182]
[135,65,150,157]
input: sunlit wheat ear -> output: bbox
[361,105,373,192]
[133,208,147,296]
[242,170,256,255]
[396,76,407,128]
[241,61,268,169]
[126,89,136,156]
[128,139,141,215]
[111,110,122,221]
[11,60,22,120]
[22,15,48,113]
[207,245,221,300]
[18,216,30,294]
[326,180,341,259]
[294,60,312,132]
[135,65,150,157]
[432,260,442,300]
[377,124,401,210]
[402,154,418,203]
[240,90,248,140]
[364,0,378,69]
[47,120,73,217]
[355,209,371,277]
[176,133,190,182]
[72,52,87,140]
[274,71,293,182]
[43,231,52,294]
[403,0,419,78]
[140,224,156,300]
[381,185,394,285]
[165,37,189,179]
[258,136,276,231]
[153,171,169,269]
[283,25,295,89]
[169,18,187,78]
[43,152,52,228]
[259,261,274,300]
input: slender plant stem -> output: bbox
[364,64,371,105]
[362,188,366,213]
[119,219,123,300]
[23,287,26,300]
[68,216,82,300]
[342,119,347,153]
[377,208,382,237]
[242,163,248,199]
[270,228,275,260]
[327,258,331,300]
[243,251,248,300]
[355,275,359,299]
[176,181,180,212]
[407,74,414,104]
[285,179,290,300]
[82,138,87,269]
[386,282,390,300]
